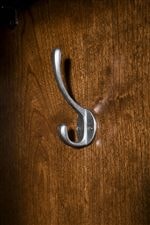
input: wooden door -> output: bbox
[0,0,149,224]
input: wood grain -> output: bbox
[0,0,150,224]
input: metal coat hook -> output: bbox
[52,48,96,148]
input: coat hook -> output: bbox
[52,48,96,148]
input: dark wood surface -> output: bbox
[0,0,150,224]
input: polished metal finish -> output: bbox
[52,48,96,148]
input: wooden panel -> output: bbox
[0,0,149,224]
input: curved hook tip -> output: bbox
[53,48,61,61]
[58,124,71,144]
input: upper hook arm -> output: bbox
[52,48,84,115]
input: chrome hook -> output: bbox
[52,48,96,148]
